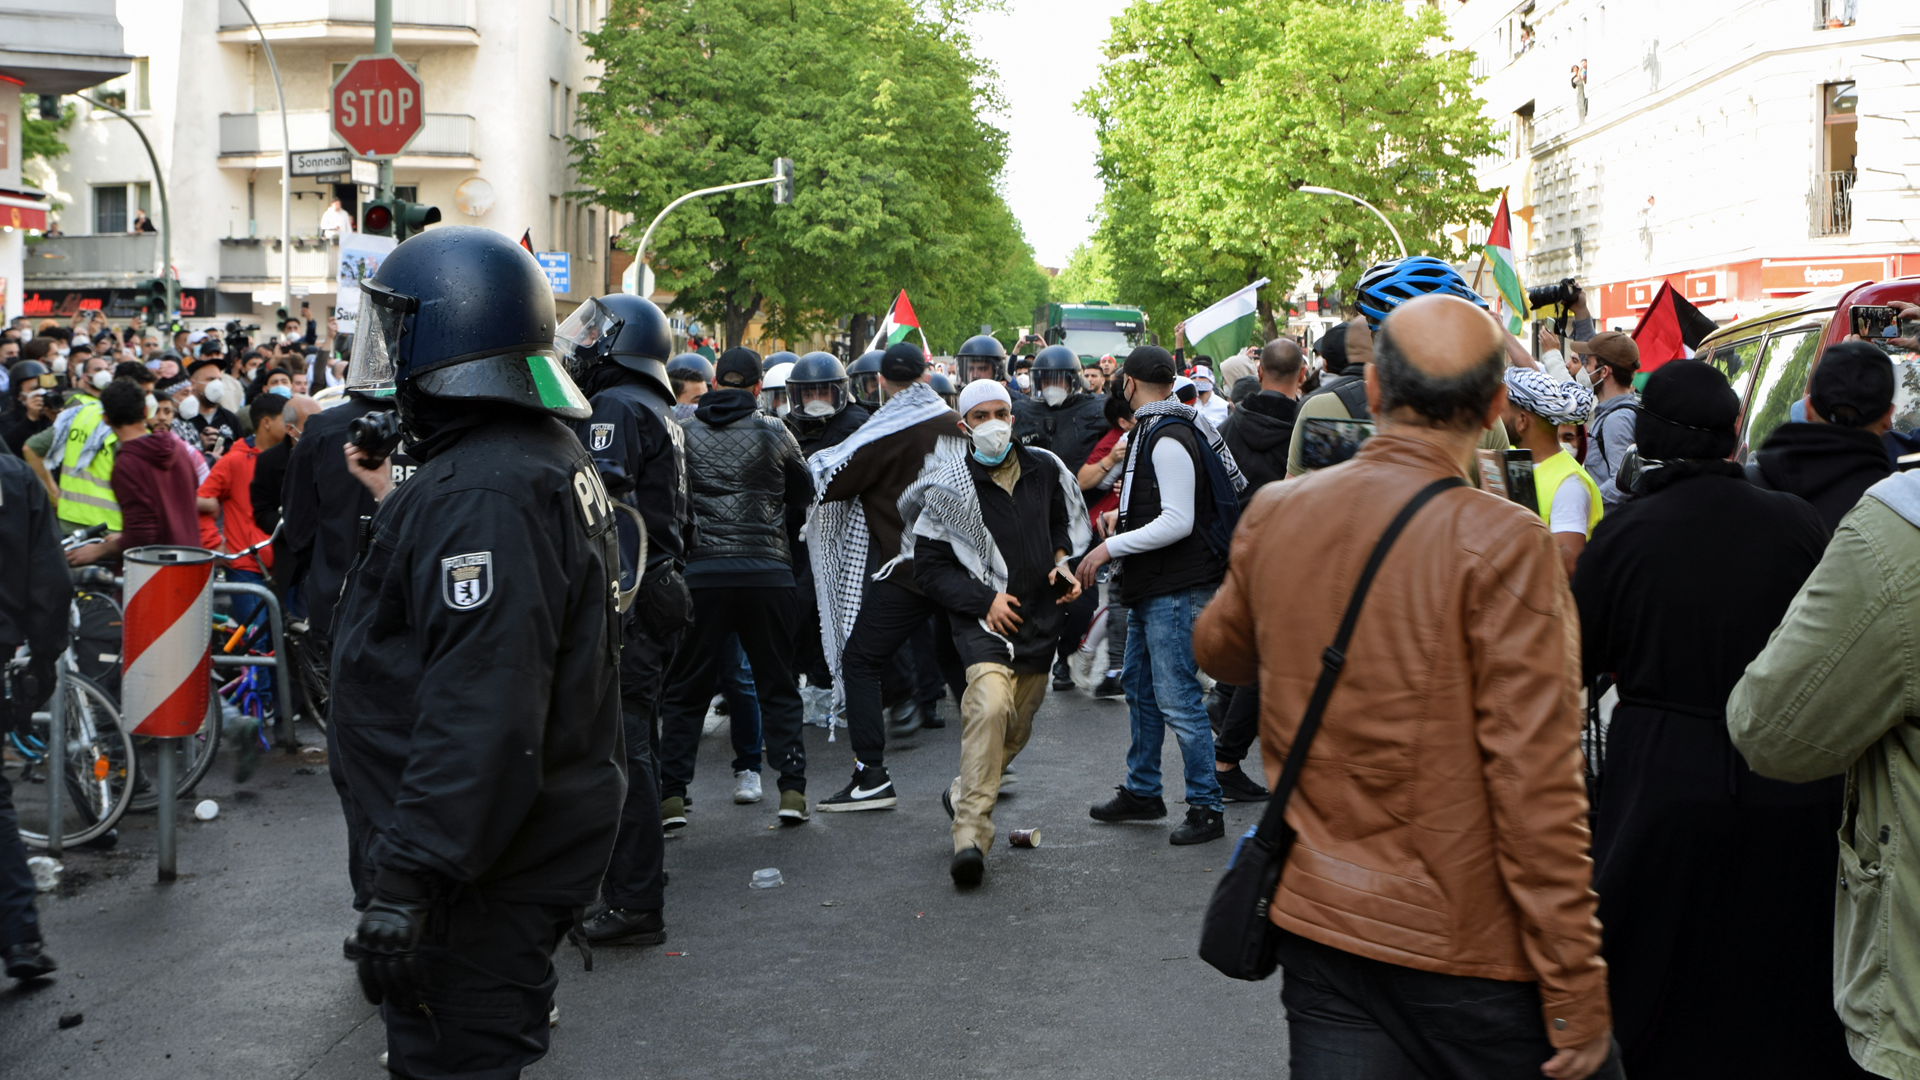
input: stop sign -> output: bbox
[331,56,424,158]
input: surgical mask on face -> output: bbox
[90,370,112,390]
[1041,385,1068,407]
[179,394,202,419]
[144,393,157,419]
[801,398,835,418]
[1014,372,1031,391]
[967,419,1014,466]
[203,380,224,404]
[269,385,292,399]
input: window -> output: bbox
[132,57,150,111]
[1744,327,1823,453]
[564,87,574,138]
[1817,82,1857,236]
[93,185,128,233]
[549,81,560,137]
[586,209,598,262]
[1816,0,1856,28]
[395,186,418,204]
[1706,336,1762,456]
[135,182,151,218]
[1513,101,1535,162]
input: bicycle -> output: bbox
[3,664,136,851]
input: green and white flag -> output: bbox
[1185,278,1271,368]
[1484,190,1527,336]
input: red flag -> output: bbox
[1630,282,1718,373]
[519,229,534,253]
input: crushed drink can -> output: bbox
[1009,828,1041,849]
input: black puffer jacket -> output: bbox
[681,388,812,563]
[1221,390,1297,500]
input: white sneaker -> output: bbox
[549,1002,560,1028]
[734,769,763,804]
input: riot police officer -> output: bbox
[956,334,1022,401]
[846,348,886,411]
[762,348,800,375]
[667,352,714,420]
[557,292,692,949]
[332,226,624,1079]
[929,371,959,409]
[1013,345,1109,692]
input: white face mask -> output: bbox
[1041,385,1068,407]
[144,393,158,419]
[202,380,224,405]
[967,418,1014,466]
[1014,372,1031,391]
[800,398,835,418]
[774,402,790,417]
[90,369,112,390]
[179,394,202,419]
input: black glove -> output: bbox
[353,866,436,1006]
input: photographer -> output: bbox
[3,361,51,456]
[1530,279,1598,346]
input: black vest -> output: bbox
[1117,421,1226,604]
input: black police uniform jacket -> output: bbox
[571,371,688,574]
[281,396,417,640]
[330,411,624,905]
[1012,391,1108,488]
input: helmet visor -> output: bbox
[850,371,882,405]
[791,379,849,418]
[554,298,621,379]
[346,279,415,395]
[758,386,789,416]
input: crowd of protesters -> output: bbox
[9,270,1920,1080]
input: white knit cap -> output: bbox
[957,378,1012,416]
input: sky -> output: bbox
[967,0,1132,269]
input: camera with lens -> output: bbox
[347,410,403,467]
[1527,278,1583,313]
[34,372,69,413]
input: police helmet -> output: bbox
[787,350,850,426]
[763,349,800,374]
[929,371,958,408]
[1030,344,1085,403]
[555,292,674,401]
[760,361,794,416]
[956,334,1008,383]
[9,359,48,392]
[846,349,885,409]
[667,352,715,389]
[1353,256,1488,330]
[345,225,589,419]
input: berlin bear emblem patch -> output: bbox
[441,552,494,611]
[589,423,614,451]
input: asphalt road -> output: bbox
[2,684,1287,1079]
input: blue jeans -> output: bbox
[721,635,762,773]
[225,567,268,630]
[1121,585,1223,812]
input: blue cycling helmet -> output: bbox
[1353,256,1487,330]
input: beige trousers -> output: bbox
[952,662,1047,854]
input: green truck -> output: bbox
[1032,302,1150,361]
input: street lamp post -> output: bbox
[629,159,794,298]
[235,0,292,312]
[79,94,173,316]
[1298,185,1408,259]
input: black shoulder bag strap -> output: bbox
[1199,474,1466,981]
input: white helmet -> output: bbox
[760,362,794,416]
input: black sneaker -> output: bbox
[1216,765,1270,802]
[3,941,57,981]
[919,700,946,730]
[950,845,985,888]
[582,906,666,947]
[1169,807,1226,846]
[1093,674,1125,699]
[1089,786,1167,822]
[885,701,924,738]
[816,765,898,812]
[1052,659,1074,691]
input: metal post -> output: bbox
[236,0,292,314]
[634,173,786,291]
[44,661,65,858]
[78,94,174,316]
[1297,185,1408,259]
[156,738,177,881]
[376,0,394,210]
[212,582,296,747]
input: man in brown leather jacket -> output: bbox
[1195,294,1618,1080]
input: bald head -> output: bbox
[1372,295,1507,431]
[1259,338,1304,382]
[285,393,322,436]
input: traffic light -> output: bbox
[135,277,170,322]
[772,157,794,205]
[393,198,441,242]
[362,196,395,237]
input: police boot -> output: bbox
[582,906,666,947]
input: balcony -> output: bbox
[23,233,158,288]
[215,0,477,46]
[1813,170,1855,237]
[218,237,339,283]
[218,110,476,167]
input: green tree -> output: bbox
[1082,0,1497,336]
[22,94,75,167]
[575,0,1024,350]
[1051,239,1114,305]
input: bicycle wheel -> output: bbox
[7,673,136,851]
[129,676,222,813]
[288,628,329,733]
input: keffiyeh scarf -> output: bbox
[1118,397,1247,526]
[807,382,955,718]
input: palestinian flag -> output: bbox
[867,289,928,353]
[1185,278,1271,368]
[1484,190,1527,335]
[1631,281,1719,375]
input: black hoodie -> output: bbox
[1219,390,1298,500]
[1751,421,1892,535]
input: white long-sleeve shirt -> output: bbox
[1107,438,1195,557]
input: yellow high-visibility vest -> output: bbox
[55,396,121,531]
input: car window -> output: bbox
[1706,336,1764,459]
[1880,338,1920,436]
[1745,327,1823,452]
